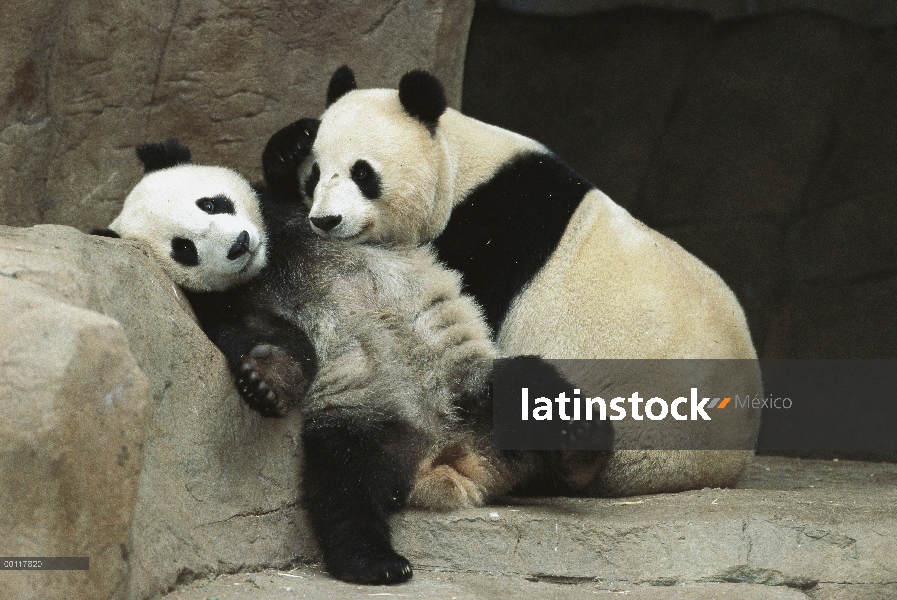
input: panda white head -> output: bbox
[302,66,449,245]
[106,139,267,292]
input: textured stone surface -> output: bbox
[463,6,897,360]
[0,225,315,600]
[165,456,897,599]
[0,278,150,600]
[0,0,475,233]
[165,566,813,599]
[392,458,897,587]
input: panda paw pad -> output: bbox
[237,343,305,417]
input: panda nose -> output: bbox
[310,215,342,232]
[227,230,250,260]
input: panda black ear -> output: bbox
[135,138,191,174]
[326,65,357,107]
[398,70,447,135]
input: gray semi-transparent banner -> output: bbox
[492,359,897,451]
[1,557,89,570]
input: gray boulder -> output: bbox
[0,225,316,600]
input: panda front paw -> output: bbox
[236,343,308,417]
[262,118,319,193]
[325,549,413,585]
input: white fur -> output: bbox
[110,165,267,292]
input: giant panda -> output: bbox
[95,133,605,584]
[295,66,762,497]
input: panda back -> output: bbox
[433,151,591,332]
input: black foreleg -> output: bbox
[185,291,318,416]
[301,414,422,585]
[262,118,319,197]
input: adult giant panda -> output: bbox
[96,133,603,584]
[297,66,762,497]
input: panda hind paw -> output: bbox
[326,549,413,585]
[236,343,306,417]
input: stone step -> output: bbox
[164,457,897,599]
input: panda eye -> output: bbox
[350,160,381,200]
[196,195,236,215]
[171,237,199,266]
[351,162,369,181]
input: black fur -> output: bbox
[196,195,236,215]
[302,415,419,584]
[398,70,447,135]
[350,159,381,200]
[304,163,320,200]
[91,228,121,238]
[186,290,318,417]
[170,237,199,266]
[262,118,320,196]
[136,138,191,174]
[327,65,358,107]
[433,152,590,332]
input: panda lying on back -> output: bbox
[96,130,607,584]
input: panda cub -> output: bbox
[97,131,600,585]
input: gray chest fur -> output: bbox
[260,238,497,440]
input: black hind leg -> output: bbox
[302,414,422,585]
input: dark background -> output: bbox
[462,3,897,362]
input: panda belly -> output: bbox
[285,242,519,507]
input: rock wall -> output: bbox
[0,0,475,233]
[0,226,320,600]
[463,5,897,360]
[0,275,149,600]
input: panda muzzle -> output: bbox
[227,230,251,260]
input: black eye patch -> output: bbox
[171,237,199,266]
[350,159,381,200]
[196,195,235,215]
[304,163,320,200]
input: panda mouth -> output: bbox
[235,246,262,273]
[227,231,251,260]
[342,222,373,241]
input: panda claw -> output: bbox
[236,343,309,418]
